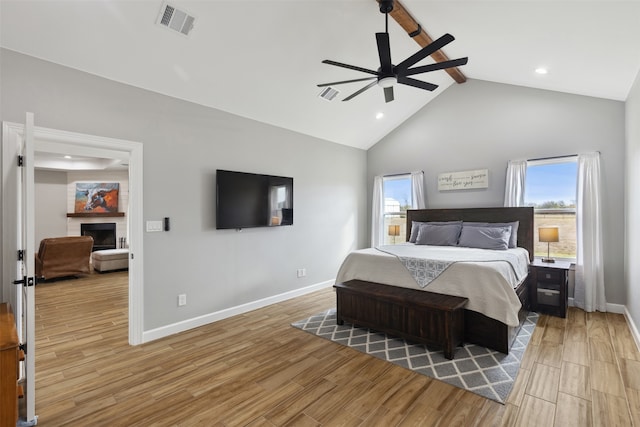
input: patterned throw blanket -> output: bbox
[376,244,527,288]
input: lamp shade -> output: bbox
[538,226,559,243]
[388,225,400,236]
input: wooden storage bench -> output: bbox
[334,280,468,359]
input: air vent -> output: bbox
[319,87,339,102]
[156,2,195,37]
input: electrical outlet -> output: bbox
[178,294,187,306]
[297,268,306,278]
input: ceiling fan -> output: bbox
[318,0,468,103]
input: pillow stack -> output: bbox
[409,220,519,250]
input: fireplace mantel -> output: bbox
[67,212,125,218]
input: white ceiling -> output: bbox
[2,0,640,151]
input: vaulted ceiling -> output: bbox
[2,1,640,150]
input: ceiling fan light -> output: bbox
[378,76,396,88]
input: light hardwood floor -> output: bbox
[34,272,640,426]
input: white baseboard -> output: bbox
[606,302,626,314]
[567,297,625,314]
[624,307,640,353]
[142,280,334,343]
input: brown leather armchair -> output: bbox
[35,236,94,280]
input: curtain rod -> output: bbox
[528,154,577,162]
[528,151,600,162]
[383,171,423,178]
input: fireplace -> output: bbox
[81,223,116,251]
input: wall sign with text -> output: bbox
[437,169,489,191]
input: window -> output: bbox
[383,174,412,244]
[524,157,577,260]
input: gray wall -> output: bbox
[625,70,640,330]
[1,49,368,330]
[34,170,67,245]
[368,79,626,305]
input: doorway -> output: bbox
[3,121,144,345]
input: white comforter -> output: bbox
[335,244,530,327]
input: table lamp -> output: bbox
[388,225,400,244]
[538,226,559,263]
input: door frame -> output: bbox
[2,122,144,345]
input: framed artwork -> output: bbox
[74,182,120,213]
[438,169,489,191]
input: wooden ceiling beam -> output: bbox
[381,0,467,84]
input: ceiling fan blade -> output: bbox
[317,77,377,87]
[343,81,378,101]
[403,57,469,77]
[397,76,439,92]
[322,60,379,76]
[395,33,455,71]
[376,32,392,72]
[384,87,394,103]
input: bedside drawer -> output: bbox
[537,268,562,283]
[536,281,560,292]
[537,288,560,306]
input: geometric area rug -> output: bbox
[292,309,538,404]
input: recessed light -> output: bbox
[535,67,548,75]
[64,155,72,159]
[376,112,384,120]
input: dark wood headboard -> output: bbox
[406,207,534,261]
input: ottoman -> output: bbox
[92,249,129,272]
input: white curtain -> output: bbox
[411,171,426,209]
[504,160,527,207]
[371,175,384,247]
[574,152,606,312]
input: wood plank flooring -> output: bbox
[33,272,640,426]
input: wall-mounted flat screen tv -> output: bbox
[216,169,293,230]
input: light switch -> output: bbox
[146,220,163,232]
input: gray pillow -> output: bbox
[462,221,519,248]
[458,226,510,250]
[409,221,461,243]
[409,221,424,243]
[415,223,462,246]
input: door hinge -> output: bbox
[19,343,27,354]
[17,155,24,167]
[18,250,25,261]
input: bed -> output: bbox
[334,207,534,354]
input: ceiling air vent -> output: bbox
[156,2,196,37]
[319,87,339,102]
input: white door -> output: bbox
[2,113,38,425]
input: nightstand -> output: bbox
[530,259,570,318]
